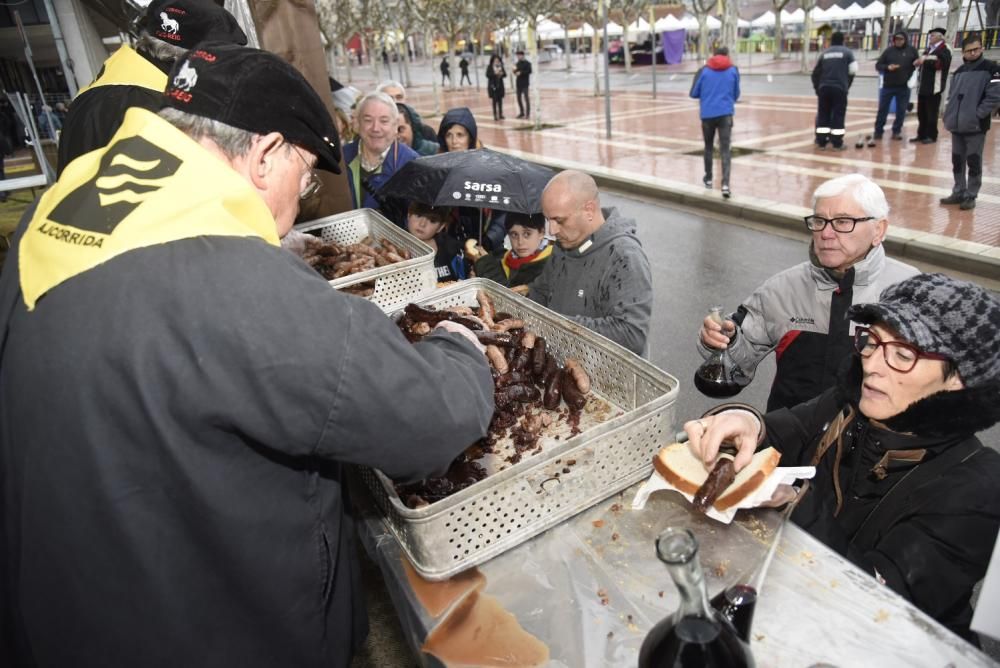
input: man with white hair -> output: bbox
[697,174,919,410]
[342,90,417,225]
[57,0,247,175]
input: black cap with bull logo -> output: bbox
[144,0,247,49]
[162,43,342,173]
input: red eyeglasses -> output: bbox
[853,326,949,373]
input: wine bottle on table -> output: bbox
[638,527,755,668]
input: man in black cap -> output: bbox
[911,27,952,144]
[871,31,920,142]
[56,0,248,175]
[941,34,1000,211]
[0,44,493,667]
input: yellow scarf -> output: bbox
[76,45,169,98]
[20,107,279,311]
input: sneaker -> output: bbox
[855,137,865,149]
[960,197,977,210]
[921,138,936,144]
[516,114,524,118]
[908,136,923,143]
[703,177,712,189]
[816,144,828,151]
[867,136,879,147]
[721,186,731,199]
[940,193,965,205]
[892,134,903,141]
[832,144,848,151]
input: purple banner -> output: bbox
[662,29,686,64]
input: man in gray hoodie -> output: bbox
[529,170,652,356]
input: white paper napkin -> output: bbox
[631,466,817,524]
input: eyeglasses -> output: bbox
[853,326,949,373]
[962,46,982,54]
[804,215,875,233]
[289,144,322,200]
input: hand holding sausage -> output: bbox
[683,412,759,472]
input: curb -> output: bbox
[497,148,1000,281]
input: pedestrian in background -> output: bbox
[459,56,471,86]
[812,31,857,150]
[440,56,451,86]
[941,34,1000,211]
[690,46,740,199]
[514,50,532,119]
[871,31,920,143]
[911,27,952,144]
[486,54,507,121]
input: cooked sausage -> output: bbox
[692,454,736,514]
[561,370,587,411]
[485,345,508,375]
[475,331,516,348]
[531,337,547,379]
[564,358,591,394]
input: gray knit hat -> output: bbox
[848,273,1000,388]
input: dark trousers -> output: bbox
[517,85,530,117]
[460,70,471,85]
[441,72,450,85]
[701,115,733,186]
[950,132,985,198]
[815,86,848,147]
[874,85,910,137]
[491,97,504,120]
[915,92,942,140]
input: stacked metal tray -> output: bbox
[360,278,679,580]
[295,208,436,312]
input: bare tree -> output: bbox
[799,0,816,73]
[315,0,359,83]
[562,0,601,95]
[615,0,651,74]
[404,0,444,115]
[880,0,896,50]
[719,0,738,53]
[771,0,792,59]
[466,0,499,92]
[685,0,716,61]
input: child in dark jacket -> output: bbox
[472,212,552,291]
[406,202,467,283]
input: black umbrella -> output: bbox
[378,148,554,246]
[378,148,553,213]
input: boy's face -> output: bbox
[407,214,444,242]
[508,224,544,258]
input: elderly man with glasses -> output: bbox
[696,173,918,411]
[941,34,1000,211]
[687,273,1000,645]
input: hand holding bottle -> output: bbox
[699,309,736,350]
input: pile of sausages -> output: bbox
[300,235,411,281]
[394,291,594,508]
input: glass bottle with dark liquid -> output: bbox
[694,306,753,398]
[710,583,757,642]
[638,528,755,668]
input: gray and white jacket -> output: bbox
[698,244,919,411]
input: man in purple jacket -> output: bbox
[690,47,741,199]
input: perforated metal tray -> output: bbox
[295,208,436,312]
[360,279,679,580]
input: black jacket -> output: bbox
[875,41,920,88]
[943,56,1000,135]
[0,224,494,665]
[487,62,506,100]
[57,50,169,176]
[764,359,1000,642]
[812,45,856,93]
[916,40,952,97]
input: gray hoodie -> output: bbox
[528,207,652,356]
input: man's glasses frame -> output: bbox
[803,215,875,233]
[289,144,322,200]
[853,326,949,373]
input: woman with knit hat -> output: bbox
[686,273,1000,644]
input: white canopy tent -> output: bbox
[750,10,775,27]
[781,8,806,24]
[626,17,651,34]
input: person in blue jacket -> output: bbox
[342,91,417,226]
[690,46,741,199]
